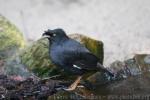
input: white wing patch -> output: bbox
[73,64,81,69]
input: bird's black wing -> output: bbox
[73,52,99,70]
[61,39,100,71]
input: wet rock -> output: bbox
[110,60,125,72]
[104,73,150,95]
[134,54,150,72]
[0,15,25,59]
[144,55,150,64]
[124,58,141,76]
[20,34,103,78]
[110,54,150,77]
[109,60,128,79]
[86,54,150,89]
[87,60,127,86]
[87,72,112,86]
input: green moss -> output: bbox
[20,38,61,78]
[80,36,103,64]
[0,15,25,59]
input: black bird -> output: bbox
[42,28,114,91]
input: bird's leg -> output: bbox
[64,76,82,91]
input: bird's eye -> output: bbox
[53,34,56,36]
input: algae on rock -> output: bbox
[0,15,25,59]
[20,38,56,77]
[69,34,104,64]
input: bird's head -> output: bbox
[42,28,68,42]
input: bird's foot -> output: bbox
[63,76,82,91]
[62,85,84,91]
[63,85,77,91]
[63,80,80,91]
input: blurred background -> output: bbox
[0,0,150,66]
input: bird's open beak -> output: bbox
[42,33,50,38]
[42,31,51,38]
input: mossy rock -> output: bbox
[20,34,103,78]
[69,34,103,64]
[0,15,25,59]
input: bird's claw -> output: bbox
[63,88,72,91]
[62,85,84,91]
[62,87,76,91]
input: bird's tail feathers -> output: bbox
[97,63,114,77]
